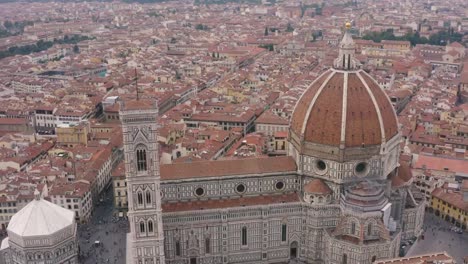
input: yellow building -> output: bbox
[56,122,89,147]
[430,181,468,230]
[382,40,411,52]
[112,161,128,214]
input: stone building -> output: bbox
[0,191,78,264]
[121,24,425,264]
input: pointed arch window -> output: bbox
[241,227,247,246]
[342,254,347,264]
[146,190,152,205]
[175,241,181,256]
[281,224,287,242]
[148,220,154,233]
[136,147,148,172]
[140,221,145,233]
[137,192,143,205]
[205,237,210,254]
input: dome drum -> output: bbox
[300,155,387,185]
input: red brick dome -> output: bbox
[290,69,398,147]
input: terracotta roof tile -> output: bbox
[162,193,299,212]
[304,179,332,194]
[160,156,296,181]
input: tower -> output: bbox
[120,100,165,264]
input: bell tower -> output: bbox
[120,100,165,264]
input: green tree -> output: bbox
[286,23,294,32]
[264,27,269,36]
[73,44,80,53]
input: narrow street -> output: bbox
[78,186,128,264]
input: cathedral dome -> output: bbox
[290,70,398,148]
[289,29,398,150]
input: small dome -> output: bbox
[304,179,332,195]
[390,161,413,188]
[8,198,75,237]
[290,70,398,148]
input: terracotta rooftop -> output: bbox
[374,251,455,264]
[160,156,296,181]
[413,154,468,174]
[432,188,468,212]
[391,161,413,188]
[162,193,299,213]
[122,99,156,111]
[304,179,332,194]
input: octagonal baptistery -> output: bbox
[0,192,78,264]
[289,28,401,186]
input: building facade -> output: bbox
[120,25,425,264]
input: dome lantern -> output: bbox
[333,22,358,70]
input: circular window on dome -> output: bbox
[275,181,285,190]
[195,187,205,197]
[314,160,328,175]
[355,162,369,176]
[236,183,246,194]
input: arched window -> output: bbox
[342,254,347,264]
[205,238,210,254]
[351,222,356,235]
[175,241,181,256]
[367,223,372,235]
[137,192,143,205]
[241,227,247,246]
[281,224,287,242]
[140,222,145,233]
[148,220,153,233]
[136,148,147,171]
[372,256,377,262]
[146,190,152,205]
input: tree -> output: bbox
[286,23,294,32]
[264,27,269,36]
[73,45,80,53]
[3,21,13,29]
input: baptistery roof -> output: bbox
[290,28,398,149]
[7,193,75,237]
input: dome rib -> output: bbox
[289,69,398,149]
[290,71,331,136]
[356,71,386,142]
[305,72,344,145]
[360,71,399,141]
[300,71,336,136]
[340,72,349,144]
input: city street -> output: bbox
[406,211,468,263]
[78,186,128,264]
